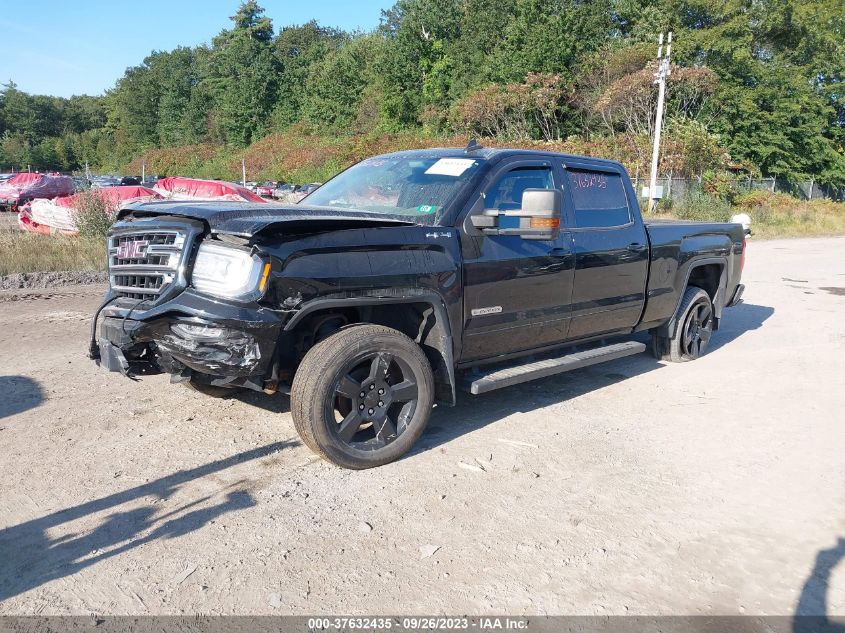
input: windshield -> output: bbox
[302,155,484,223]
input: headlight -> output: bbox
[191,241,265,300]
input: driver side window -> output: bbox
[485,166,553,211]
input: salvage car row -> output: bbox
[0,173,322,236]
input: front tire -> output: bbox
[651,286,714,362]
[291,324,435,469]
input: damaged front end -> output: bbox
[90,212,285,392]
[95,313,277,390]
[159,323,261,372]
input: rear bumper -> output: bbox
[727,284,745,307]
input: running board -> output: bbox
[465,341,646,395]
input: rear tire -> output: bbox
[291,324,435,469]
[650,286,714,362]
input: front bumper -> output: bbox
[93,291,286,390]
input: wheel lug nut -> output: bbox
[359,392,365,398]
[369,385,375,390]
[378,388,384,395]
[359,404,364,410]
[378,401,384,407]
[368,408,374,415]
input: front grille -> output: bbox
[108,231,187,302]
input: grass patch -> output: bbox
[732,192,845,239]
[0,230,106,276]
[647,190,845,239]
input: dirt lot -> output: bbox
[0,237,844,616]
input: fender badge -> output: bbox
[425,231,452,239]
[471,306,503,316]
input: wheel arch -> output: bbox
[284,295,457,405]
[659,257,727,338]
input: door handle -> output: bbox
[548,247,570,257]
[627,242,645,252]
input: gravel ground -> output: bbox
[0,237,843,616]
[0,271,107,290]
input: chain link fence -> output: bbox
[631,176,845,202]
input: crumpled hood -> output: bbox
[117,200,416,237]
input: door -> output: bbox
[460,160,575,362]
[563,162,649,340]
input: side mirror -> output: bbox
[471,189,562,240]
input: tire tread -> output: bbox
[650,286,711,363]
[291,324,434,469]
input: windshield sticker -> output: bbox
[417,204,439,214]
[425,158,476,177]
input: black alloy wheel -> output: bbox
[681,299,713,359]
[330,351,420,449]
[291,324,435,469]
[649,286,716,363]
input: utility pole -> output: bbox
[647,31,672,213]
[242,159,247,186]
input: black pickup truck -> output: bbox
[91,146,745,469]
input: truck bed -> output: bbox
[638,219,746,331]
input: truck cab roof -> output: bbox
[379,147,625,171]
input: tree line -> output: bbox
[0,0,843,184]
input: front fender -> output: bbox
[284,292,458,406]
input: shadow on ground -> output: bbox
[235,388,290,414]
[0,441,295,603]
[0,376,44,420]
[416,302,774,453]
[794,537,845,632]
[188,303,774,449]
[708,302,775,353]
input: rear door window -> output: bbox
[566,168,631,228]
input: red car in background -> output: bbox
[255,181,277,198]
[0,173,75,211]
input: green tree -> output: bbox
[208,1,281,145]
[672,0,845,182]
[65,95,107,133]
[448,0,516,97]
[378,0,462,126]
[0,82,38,140]
[154,47,206,146]
[273,21,347,127]
[0,130,31,170]
[303,35,381,130]
[488,0,614,83]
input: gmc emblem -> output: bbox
[116,239,149,259]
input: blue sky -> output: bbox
[0,0,393,98]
